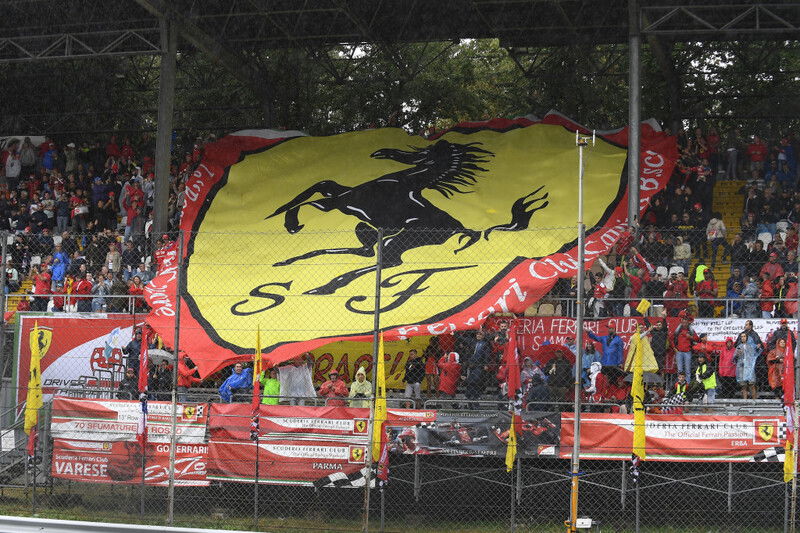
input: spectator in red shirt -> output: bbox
[696,270,718,317]
[437,352,462,404]
[31,264,52,311]
[747,136,768,175]
[318,370,349,406]
[105,135,121,158]
[177,354,202,401]
[665,268,689,317]
[73,271,93,312]
[760,272,775,318]
[760,251,785,280]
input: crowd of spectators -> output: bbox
[547,127,800,319]
[0,133,211,311]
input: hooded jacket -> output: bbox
[349,367,372,407]
[437,352,461,395]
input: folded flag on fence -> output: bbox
[143,114,677,378]
[24,321,45,460]
[630,327,647,471]
[783,335,796,483]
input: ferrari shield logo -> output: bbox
[349,445,365,463]
[754,420,778,444]
[29,326,52,360]
[353,419,368,434]
[182,405,197,421]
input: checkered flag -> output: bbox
[751,447,786,463]
[313,467,375,489]
[661,393,685,414]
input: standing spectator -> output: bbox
[726,281,743,317]
[120,240,139,281]
[767,338,786,398]
[747,136,768,175]
[648,318,669,374]
[105,241,121,274]
[740,276,760,318]
[437,352,461,405]
[218,362,252,403]
[734,332,760,400]
[717,337,737,398]
[117,368,139,400]
[422,336,441,398]
[672,236,691,274]
[462,330,492,408]
[51,243,70,286]
[258,366,281,405]
[760,273,775,319]
[706,213,730,268]
[277,354,316,405]
[694,353,717,404]
[402,349,425,408]
[348,366,372,408]
[766,318,796,351]
[123,329,143,372]
[544,349,572,403]
[673,316,699,379]
[587,326,624,369]
[695,270,718,317]
[318,369,348,406]
[73,271,93,312]
[760,251,785,280]
[31,265,52,311]
[664,269,689,317]
[177,354,202,402]
[91,271,111,311]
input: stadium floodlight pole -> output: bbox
[568,130,594,533]
[362,227,384,533]
[166,230,184,525]
[627,0,641,230]
[153,16,177,237]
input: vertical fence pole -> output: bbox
[166,230,184,525]
[254,442,260,530]
[792,231,800,533]
[621,461,627,510]
[635,476,640,533]
[569,131,590,532]
[413,454,420,501]
[0,231,8,374]
[727,463,733,513]
[786,478,790,533]
[510,455,517,533]
[516,455,522,504]
[362,227,384,533]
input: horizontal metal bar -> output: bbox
[0,515,254,533]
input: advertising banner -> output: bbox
[559,413,785,462]
[49,397,208,485]
[51,439,208,486]
[15,313,145,410]
[50,397,207,444]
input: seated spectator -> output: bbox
[740,212,758,243]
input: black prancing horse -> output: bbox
[267,140,549,295]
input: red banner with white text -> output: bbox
[560,413,785,462]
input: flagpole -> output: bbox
[568,130,593,533]
[167,230,183,525]
[792,237,800,533]
[362,227,384,533]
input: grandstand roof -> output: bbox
[2,1,798,62]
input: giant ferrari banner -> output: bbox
[145,114,678,377]
[50,397,208,486]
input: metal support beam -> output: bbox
[627,0,641,229]
[153,17,177,237]
[0,30,161,63]
[134,0,271,126]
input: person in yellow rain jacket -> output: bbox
[349,366,372,408]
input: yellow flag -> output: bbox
[253,327,263,386]
[624,333,659,373]
[24,322,44,435]
[372,333,387,462]
[505,415,517,472]
[631,328,646,460]
[636,298,651,315]
[785,441,795,483]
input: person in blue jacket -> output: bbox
[587,325,624,369]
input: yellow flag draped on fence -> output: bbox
[505,416,517,472]
[785,441,795,483]
[372,333,387,462]
[24,322,44,435]
[631,328,646,461]
[251,327,263,410]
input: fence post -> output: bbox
[167,230,184,525]
[0,231,8,382]
[362,227,384,533]
[621,461,627,510]
[727,462,733,513]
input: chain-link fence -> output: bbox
[0,226,797,532]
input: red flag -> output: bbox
[376,427,389,484]
[137,327,152,451]
[784,335,796,444]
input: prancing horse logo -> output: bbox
[267,140,549,296]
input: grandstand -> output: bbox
[1,2,800,533]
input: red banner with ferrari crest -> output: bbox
[145,114,678,378]
[560,413,785,462]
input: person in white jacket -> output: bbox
[706,213,731,268]
[277,353,317,405]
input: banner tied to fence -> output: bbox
[145,113,678,377]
